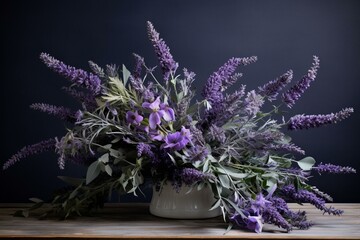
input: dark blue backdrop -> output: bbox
[1,0,359,202]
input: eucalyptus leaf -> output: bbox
[122,64,131,85]
[218,174,231,188]
[99,153,109,164]
[69,189,78,199]
[209,199,221,211]
[58,176,85,186]
[105,165,113,176]
[197,182,205,191]
[297,157,316,171]
[86,160,101,185]
[167,153,177,165]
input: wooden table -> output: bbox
[0,203,359,239]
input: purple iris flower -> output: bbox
[160,103,175,121]
[246,215,263,233]
[126,111,143,126]
[142,96,175,129]
[142,97,163,129]
[163,127,191,151]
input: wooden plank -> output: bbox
[0,203,359,239]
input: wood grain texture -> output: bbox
[0,203,359,239]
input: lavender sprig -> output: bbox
[258,70,293,101]
[314,163,356,174]
[30,103,74,121]
[282,56,320,108]
[202,57,257,107]
[282,185,343,215]
[265,143,305,155]
[62,87,97,111]
[288,108,354,130]
[262,204,292,232]
[3,138,56,170]
[88,61,105,78]
[106,64,118,77]
[39,53,102,94]
[133,53,145,79]
[147,21,178,81]
[180,168,214,185]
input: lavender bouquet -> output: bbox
[3,21,356,233]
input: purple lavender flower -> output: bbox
[250,193,270,215]
[183,68,196,83]
[288,108,354,130]
[207,124,226,143]
[143,83,155,101]
[55,136,84,169]
[39,53,102,94]
[106,64,118,77]
[62,87,97,111]
[282,56,320,108]
[147,21,178,81]
[88,60,105,78]
[133,53,145,79]
[202,57,257,108]
[180,168,214,185]
[126,111,144,126]
[262,204,292,231]
[3,138,56,170]
[186,146,209,163]
[136,143,159,164]
[258,70,293,101]
[30,103,73,121]
[265,143,305,155]
[314,163,356,174]
[244,90,264,116]
[75,110,83,122]
[223,73,243,90]
[282,185,343,215]
[268,197,313,230]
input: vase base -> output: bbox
[149,184,222,219]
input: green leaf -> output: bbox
[209,199,221,211]
[29,197,43,203]
[58,176,85,186]
[86,161,101,185]
[111,137,121,144]
[167,153,177,165]
[14,209,29,218]
[216,166,248,179]
[202,159,210,172]
[218,174,231,188]
[99,153,109,164]
[122,64,131,85]
[69,189,78,199]
[105,165,113,176]
[197,182,205,191]
[265,178,277,189]
[297,157,316,171]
